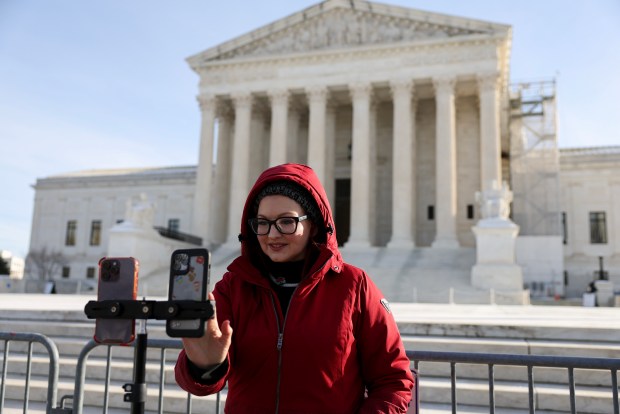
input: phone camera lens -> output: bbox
[110,261,120,276]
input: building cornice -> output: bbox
[33,166,198,190]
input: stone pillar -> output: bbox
[210,103,234,245]
[387,79,416,249]
[226,92,253,245]
[345,83,373,249]
[287,102,302,163]
[268,89,289,166]
[478,73,502,192]
[192,94,216,246]
[325,103,337,206]
[471,181,524,296]
[307,86,328,184]
[432,77,459,248]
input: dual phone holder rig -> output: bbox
[84,299,214,414]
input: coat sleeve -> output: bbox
[174,274,234,396]
[355,272,414,413]
[174,350,230,396]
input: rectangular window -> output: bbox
[90,220,102,246]
[62,266,70,278]
[589,212,607,244]
[561,212,567,245]
[168,218,180,232]
[86,267,96,279]
[427,206,434,221]
[467,204,474,220]
[65,220,77,246]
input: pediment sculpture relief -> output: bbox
[213,9,488,61]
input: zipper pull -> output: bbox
[277,333,284,350]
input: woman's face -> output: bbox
[256,194,313,262]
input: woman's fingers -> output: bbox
[181,291,231,369]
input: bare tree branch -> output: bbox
[26,247,69,281]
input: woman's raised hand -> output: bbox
[181,292,233,369]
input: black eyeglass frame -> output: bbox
[248,215,309,235]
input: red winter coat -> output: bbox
[175,163,414,413]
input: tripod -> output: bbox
[84,299,215,414]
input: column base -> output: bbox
[386,239,416,250]
[343,239,372,250]
[431,238,460,249]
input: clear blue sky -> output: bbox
[1,0,619,258]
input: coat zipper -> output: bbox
[270,288,296,414]
[268,258,331,413]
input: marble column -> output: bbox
[387,79,416,249]
[226,92,253,245]
[210,103,234,245]
[345,83,373,248]
[478,73,502,192]
[432,76,459,248]
[268,89,289,167]
[325,103,337,207]
[286,102,302,163]
[307,86,328,184]
[192,94,216,246]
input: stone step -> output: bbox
[418,376,617,414]
[2,370,615,414]
[1,373,223,414]
[0,318,169,339]
[0,353,180,385]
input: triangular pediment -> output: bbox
[188,0,510,67]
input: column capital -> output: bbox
[306,85,329,103]
[477,72,500,94]
[432,76,456,95]
[196,94,217,112]
[389,78,414,95]
[231,92,254,109]
[349,82,373,101]
[268,88,290,105]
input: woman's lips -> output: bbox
[268,243,286,251]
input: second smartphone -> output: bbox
[94,257,139,344]
[166,248,210,337]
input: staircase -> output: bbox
[1,295,619,413]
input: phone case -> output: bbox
[166,248,210,337]
[94,257,139,344]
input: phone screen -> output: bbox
[167,248,210,337]
[94,257,139,344]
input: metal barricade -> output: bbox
[66,338,221,414]
[409,350,620,414]
[0,332,60,414]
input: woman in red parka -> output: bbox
[175,163,414,413]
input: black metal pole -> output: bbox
[131,323,148,414]
[599,256,605,280]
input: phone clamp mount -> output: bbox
[84,299,215,414]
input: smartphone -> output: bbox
[94,257,139,344]
[166,248,210,337]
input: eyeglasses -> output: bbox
[248,215,308,235]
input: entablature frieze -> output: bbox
[195,36,505,90]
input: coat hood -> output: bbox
[238,163,342,268]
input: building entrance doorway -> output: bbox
[334,179,351,246]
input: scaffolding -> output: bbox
[509,80,561,236]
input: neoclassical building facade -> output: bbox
[188,0,512,251]
[22,0,619,301]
